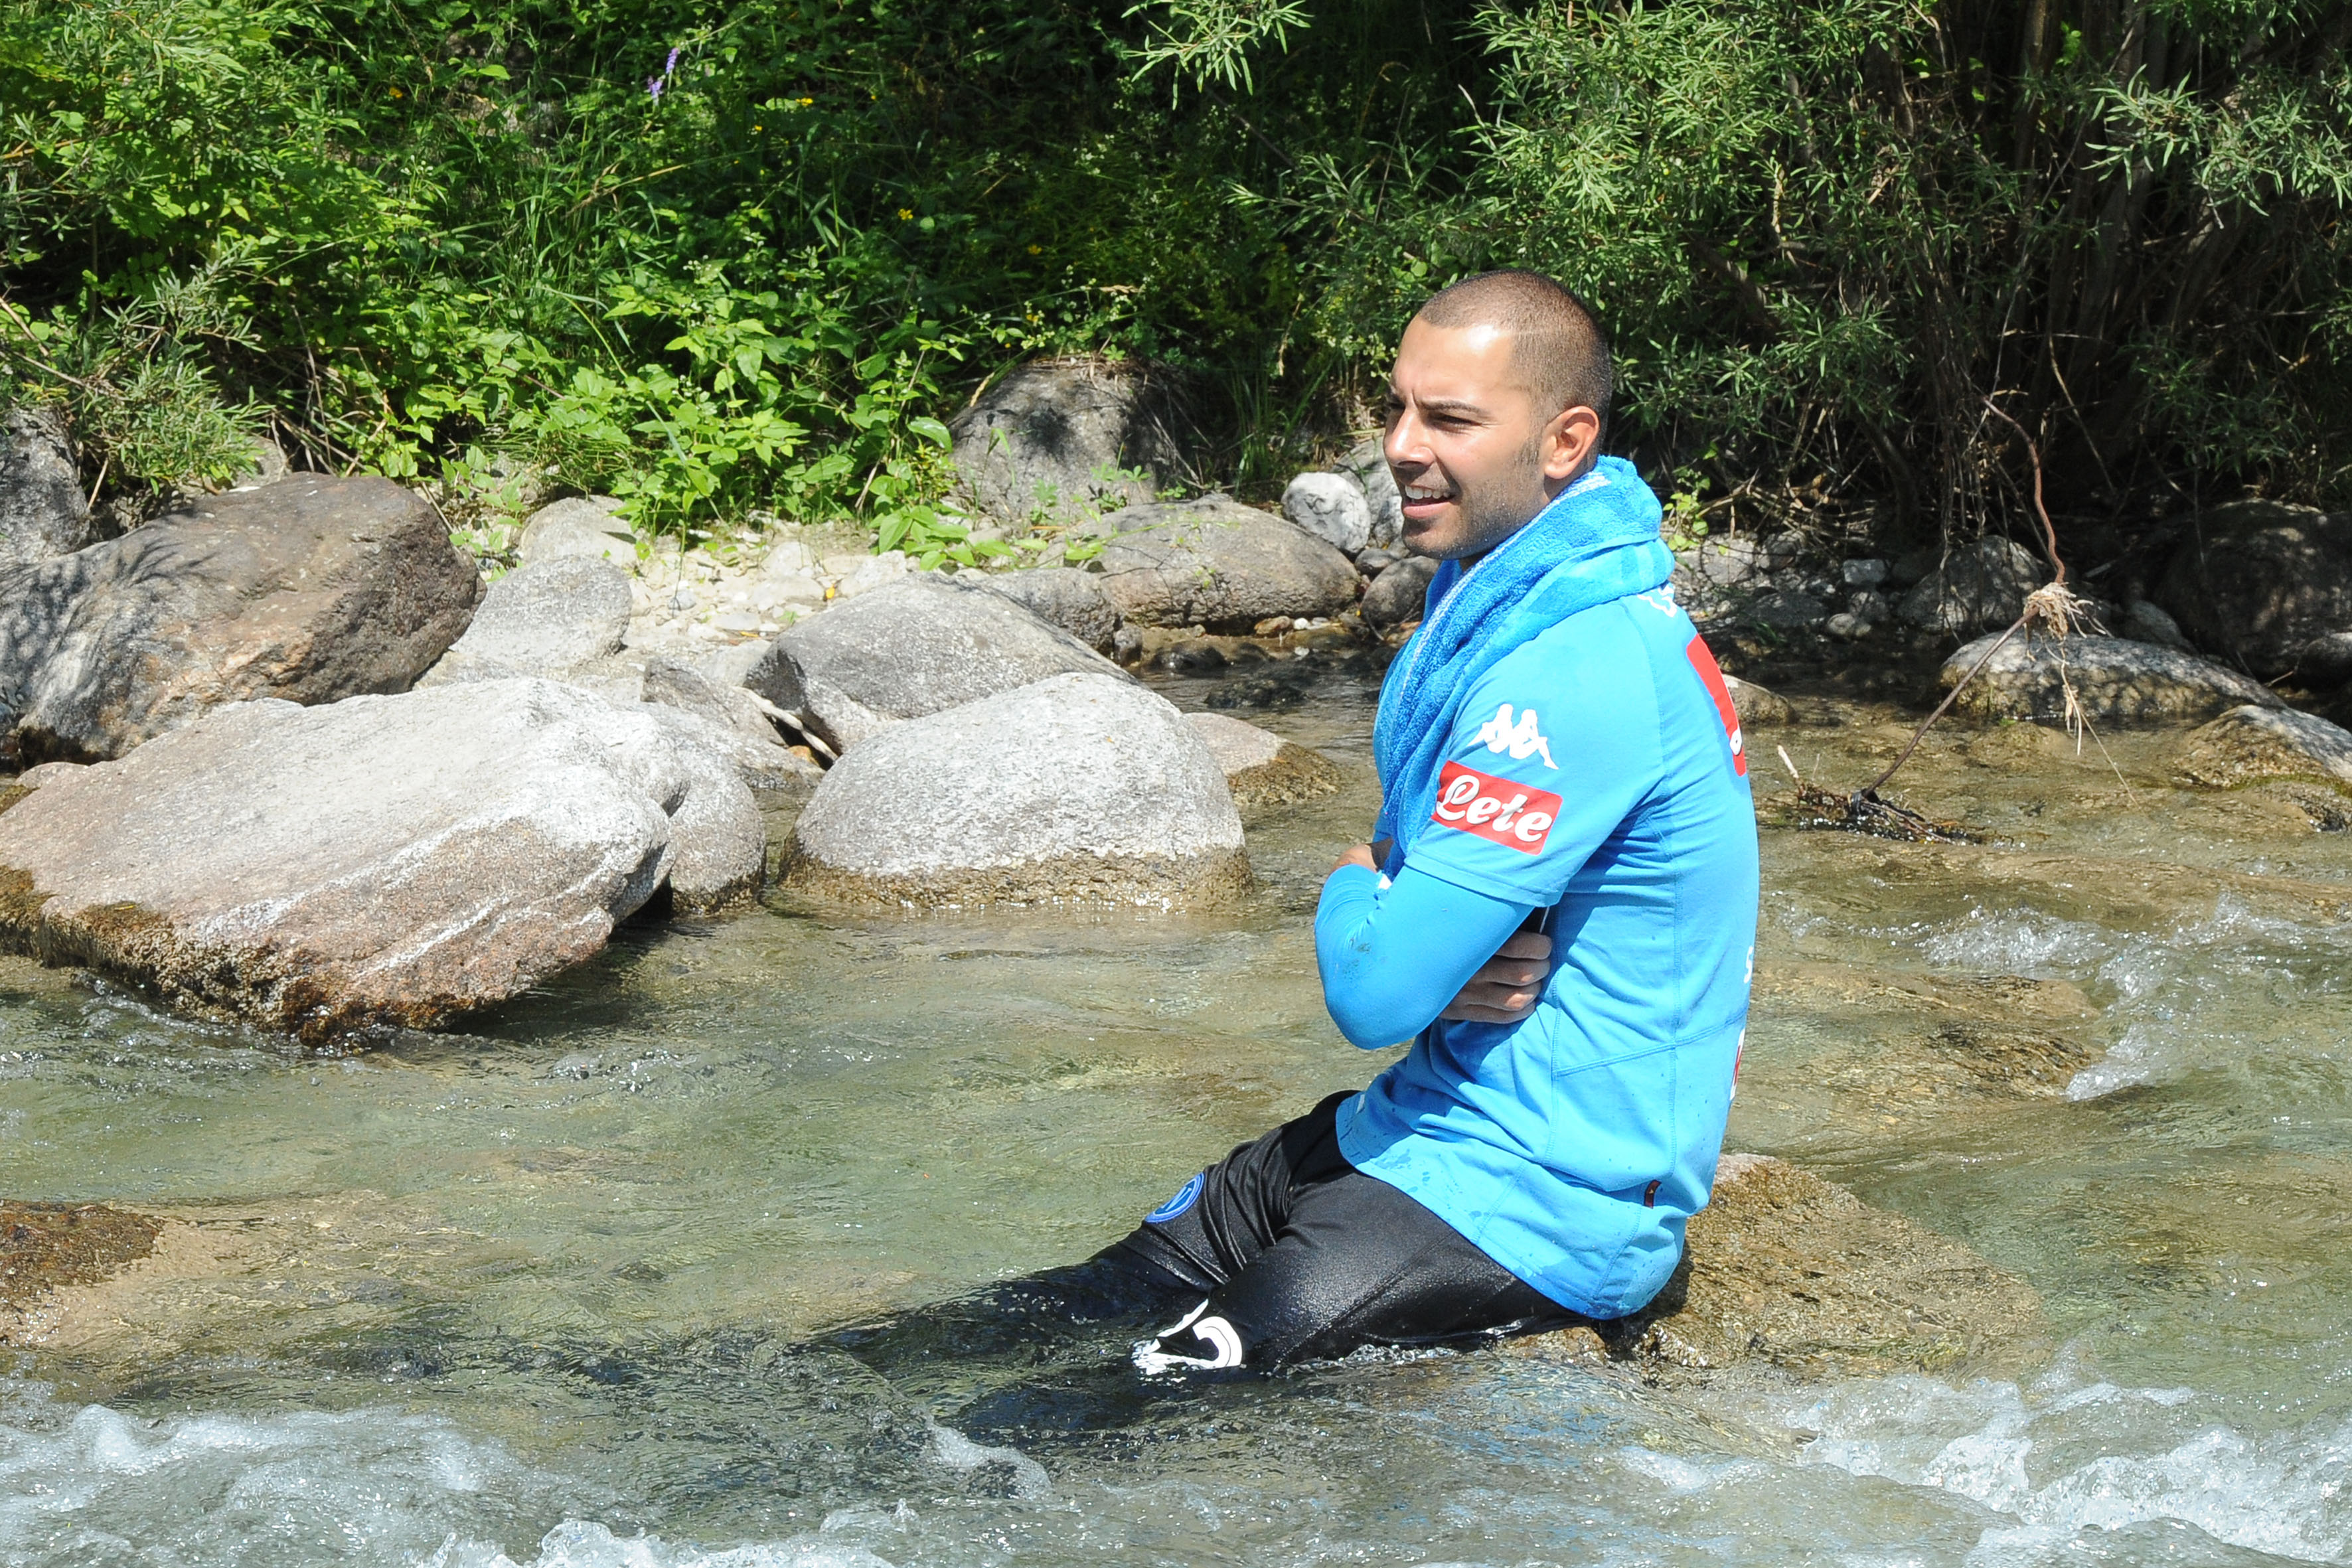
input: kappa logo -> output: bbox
[1635,586,1680,617]
[1476,704,1557,769]
[1431,761,1563,855]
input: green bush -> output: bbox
[2,0,2345,557]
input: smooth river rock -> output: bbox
[2156,500,2352,675]
[2177,704,2352,793]
[0,679,763,1042]
[1281,471,1372,556]
[1086,497,1360,631]
[1940,631,2280,727]
[1513,1154,2045,1378]
[0,476,480,765]
[516,495,636,568]
[982,566,1123,653]
[781,672,1247,907]
[1335,437,1403,550]
[745,576,1124,753]
[1184,712,1342,815]
[1898,537,2045,633]
[0,408,96,568]
[417,556,631,686]
[1361,555,1439,629]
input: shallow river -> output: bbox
[7,657,2352,1567]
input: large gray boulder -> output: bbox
[0,680,762,1042]
[417,556,631,686]
[1940,631,2280,727]
[981,566,1123,653]
[1336,438,1403,550]
[1184,711,1341,815]
[2177,704,2352,793]
[2156,501,2352,675]
[1361,555,1439,629]
[1281,471,1372,556]
[781,673,1247,907]
[1899,537,2046,632]
[747,574,1124,757]
[636,658,817,791]
[516,495,635,568]
[0,475,481,766]
[0,407,96,567]
[1086,497,1360,631]
[949,359,1190,526]
[743,575,1125,753]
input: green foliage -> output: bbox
[1,0,2347,560]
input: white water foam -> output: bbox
[1909,894,2352,1099]
[1772,1370,2352,1564]
[0,1381,896,1568]
[420,1521,896,1568]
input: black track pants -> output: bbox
[1101,1091,1578,1368]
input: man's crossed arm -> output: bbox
[1316,842,1553,1049]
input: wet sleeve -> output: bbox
[1314,862,1535,1049]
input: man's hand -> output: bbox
[1332,842,1381,874]
[1439,931,1554,1024]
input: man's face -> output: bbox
[1383,317,1595,561]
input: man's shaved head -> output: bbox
[1414,270,1612,435]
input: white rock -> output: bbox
[517,496,635,568]
[782,672,1246,907]
[1282,471,1373,556]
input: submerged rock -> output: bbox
[982,566,1123,654]
[0,1202,163,1344]
[745,576,1124,754]
[2156,501,2352,675]
[1087,497,1360,631]
[1281,471,1372,556]
[1184,712,1342,815]
[1514,1154,2045,1378]
[2177,704,2352,793]
[417,556,631,686]
[0,407,96,568]
[1898,537,2045,633]
[0,679,763,1042]
[1940,631,2279,727]
[781,672,1247,907]
[1360,555,1439,630]
[0,476,480,765]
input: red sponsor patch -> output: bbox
[1684,634,1747,776]
[1430,761,1563,855]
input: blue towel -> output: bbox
[1372,455,1674,860]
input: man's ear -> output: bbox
[1541,405,1603,482]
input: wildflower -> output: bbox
[898,208,913,220]
[648,45,681,103]
[797,96,813,106]
[388,85,404,98]
[1026,244,1042,255]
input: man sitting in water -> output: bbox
[1098,270,1761,1371]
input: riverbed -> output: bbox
[6,659,2352,1567]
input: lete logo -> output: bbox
[1431,761,1561,855]
[1476,704,1557,768]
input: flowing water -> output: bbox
[7,656,2352,1567]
